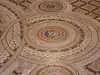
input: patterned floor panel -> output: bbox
[0,0,100,75]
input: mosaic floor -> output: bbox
[0,0,100,75]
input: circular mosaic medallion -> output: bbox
[38,26,66,42]
[30,64,78,75]
[25,20,79,51]
[38,1,63,12]
[36,65,73,75]
[21,13,100,62]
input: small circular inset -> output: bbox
[38,1,63,12]
[38,26,66,42]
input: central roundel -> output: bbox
[23,13,99,60]
[25,20,78,51]
[38,26,66,42]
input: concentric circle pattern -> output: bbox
[21,13,100,62]
[36,65,73,75]
[0,1,23,52]
[24,19,83,52]
[30,64,78,75]
[38,1,63,12]
[34,0,72,13]
[0,0,24,72]
[0,0,100,75]
[38,26,67,42]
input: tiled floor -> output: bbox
[0,0,100,75]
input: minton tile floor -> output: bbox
[0,0,100,75]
